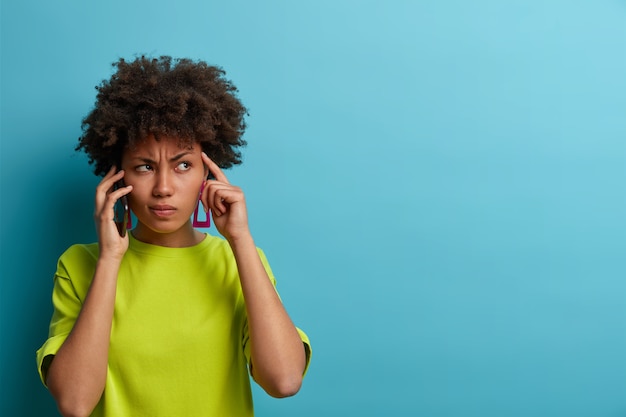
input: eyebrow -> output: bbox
[132,151,194,164]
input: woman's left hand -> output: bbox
[200,152,251,243]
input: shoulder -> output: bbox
[203,234,269,262]
[200,234,275,280]
[56,242,100,279]
[203,233,231,250]
[59,242,99,264]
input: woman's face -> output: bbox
[121,135,207,243]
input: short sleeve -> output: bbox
[242,248,312,376]
[35,275,83,386]
[243,325,312,377]
[36,245,95,386]
[296,327,312,375]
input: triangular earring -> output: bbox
[192,182,211,228]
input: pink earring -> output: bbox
[192,181,211,228]
[126,211,133,229]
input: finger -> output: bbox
[208,185,243,216]
[205,182,236,212]
[96,166,118,199]
[212,189,229,216]
[96,169,126,204]
[204,182,225,216]
[104,165,117,178]
[201,152,230,184]
[98,185,133,220]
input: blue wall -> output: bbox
[2,1,625,416]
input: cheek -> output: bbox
[185,184,202,206]
[126,193,142,213]
[124,181,149,208]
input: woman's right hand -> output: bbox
[94,166,133,260]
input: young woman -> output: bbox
[36,56,311,417]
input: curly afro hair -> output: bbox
[76,55,248,176]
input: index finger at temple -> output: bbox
[202,152,230,184]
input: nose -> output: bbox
[152,170,174,197]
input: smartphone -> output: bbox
[114,179,130,237]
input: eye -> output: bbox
[177,161,191,171]
[136,164,152,172]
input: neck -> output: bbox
[131,221,205,248]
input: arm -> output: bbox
[46,168,132,417]
[231,235,306,397]
[201,154,306,398]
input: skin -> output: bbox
[46,136,306,417]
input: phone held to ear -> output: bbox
[114,179,131,237]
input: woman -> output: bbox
[36,56,311,417]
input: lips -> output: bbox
[149,205,177,218]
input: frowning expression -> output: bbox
[121,135,207,239]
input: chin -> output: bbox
[136,219,193,235]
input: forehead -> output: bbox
[125,135,199,156]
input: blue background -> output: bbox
[2,1,626,416]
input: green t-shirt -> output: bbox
[37,233,311,417]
